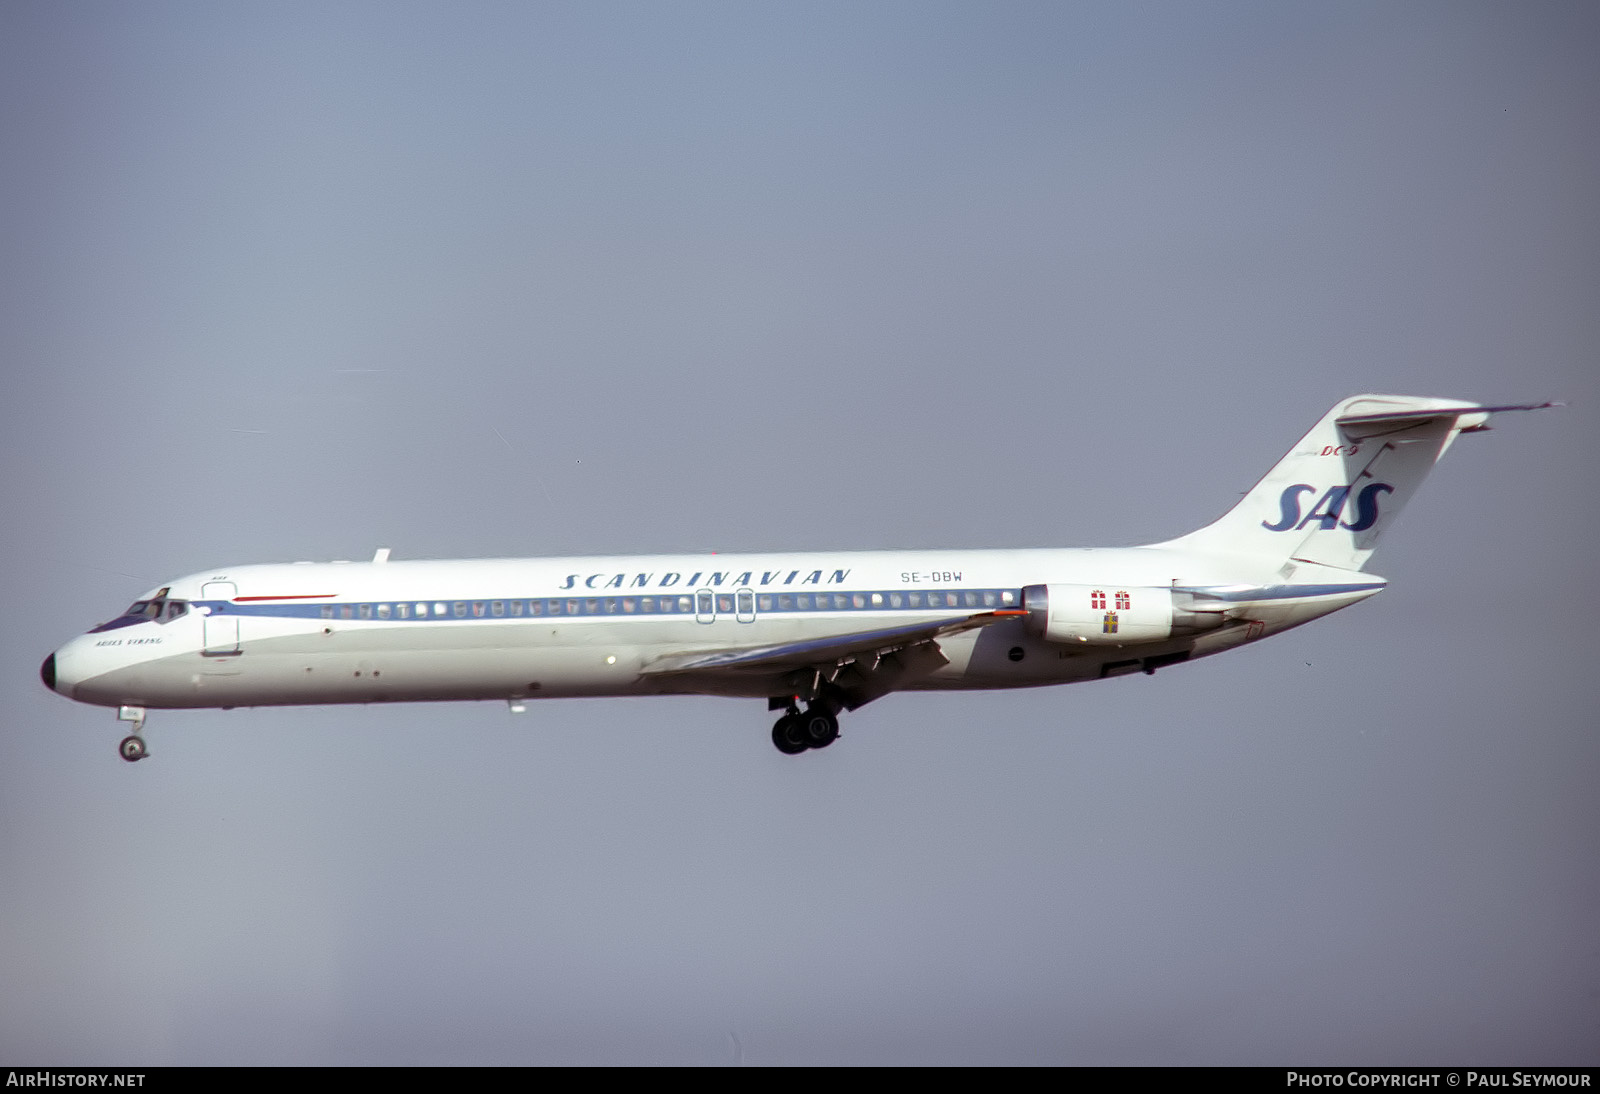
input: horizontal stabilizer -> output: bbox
[1336,401,1558,426]
[1336,401,1560,439]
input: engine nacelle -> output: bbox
[1021,584,1224,646]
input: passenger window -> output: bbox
[434,603,447,616]
[397,603,410,619]
[377,604,391,619]
[454,603,467,618]
[852,594,866,609]
[321,606,335,619]
[492,601,504,616]
[341,605,353,619]
[890,593,904,608]
[717,595,733,613]
[359,604,373,619]
[779,595,794,610]
[908,593,922,607]
[641,597,655,612]
[963,591,977,607]
[758,595,772,611]
[585,599,599,614]
[473,602,486,617]
[509,600,522,616]
[529,600,544,615]
[415,603,428,617]
[1001,590,1016,605]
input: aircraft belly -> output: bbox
[916,625,1101,689]
[73,628,661,708]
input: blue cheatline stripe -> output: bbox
[100,581,1382,633]
[193,587,1027,623]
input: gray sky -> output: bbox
[2,0,1596,1065]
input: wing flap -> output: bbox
[642,610,1026,676]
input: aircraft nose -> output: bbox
[40,652,57,693]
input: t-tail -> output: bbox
[1159,394,1556,572]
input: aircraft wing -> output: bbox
[641,610,1027,677]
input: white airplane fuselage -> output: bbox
[45,547,1381,712]
[41,394,1550,758]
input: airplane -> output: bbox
[40,394,1553,761]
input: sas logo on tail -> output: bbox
[1262,482,1394,532]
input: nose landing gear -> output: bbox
[117,705,148,763]
[770,705,840,755]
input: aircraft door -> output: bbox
[695,589,715,624]
[201,581,240,656]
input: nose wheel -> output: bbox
[117,705,148,763]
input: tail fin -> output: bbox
[1158,395,1554,571]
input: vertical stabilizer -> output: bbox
[1156,395,1550,571]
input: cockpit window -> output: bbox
[95,595,189,631]
[91,598,163,633]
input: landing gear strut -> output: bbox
[117,705,148,763]
[770,704,839,755]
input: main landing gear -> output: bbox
[117,705,148,763]
[771,705,840,755]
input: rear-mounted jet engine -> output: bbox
[1020,584,1225,645]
